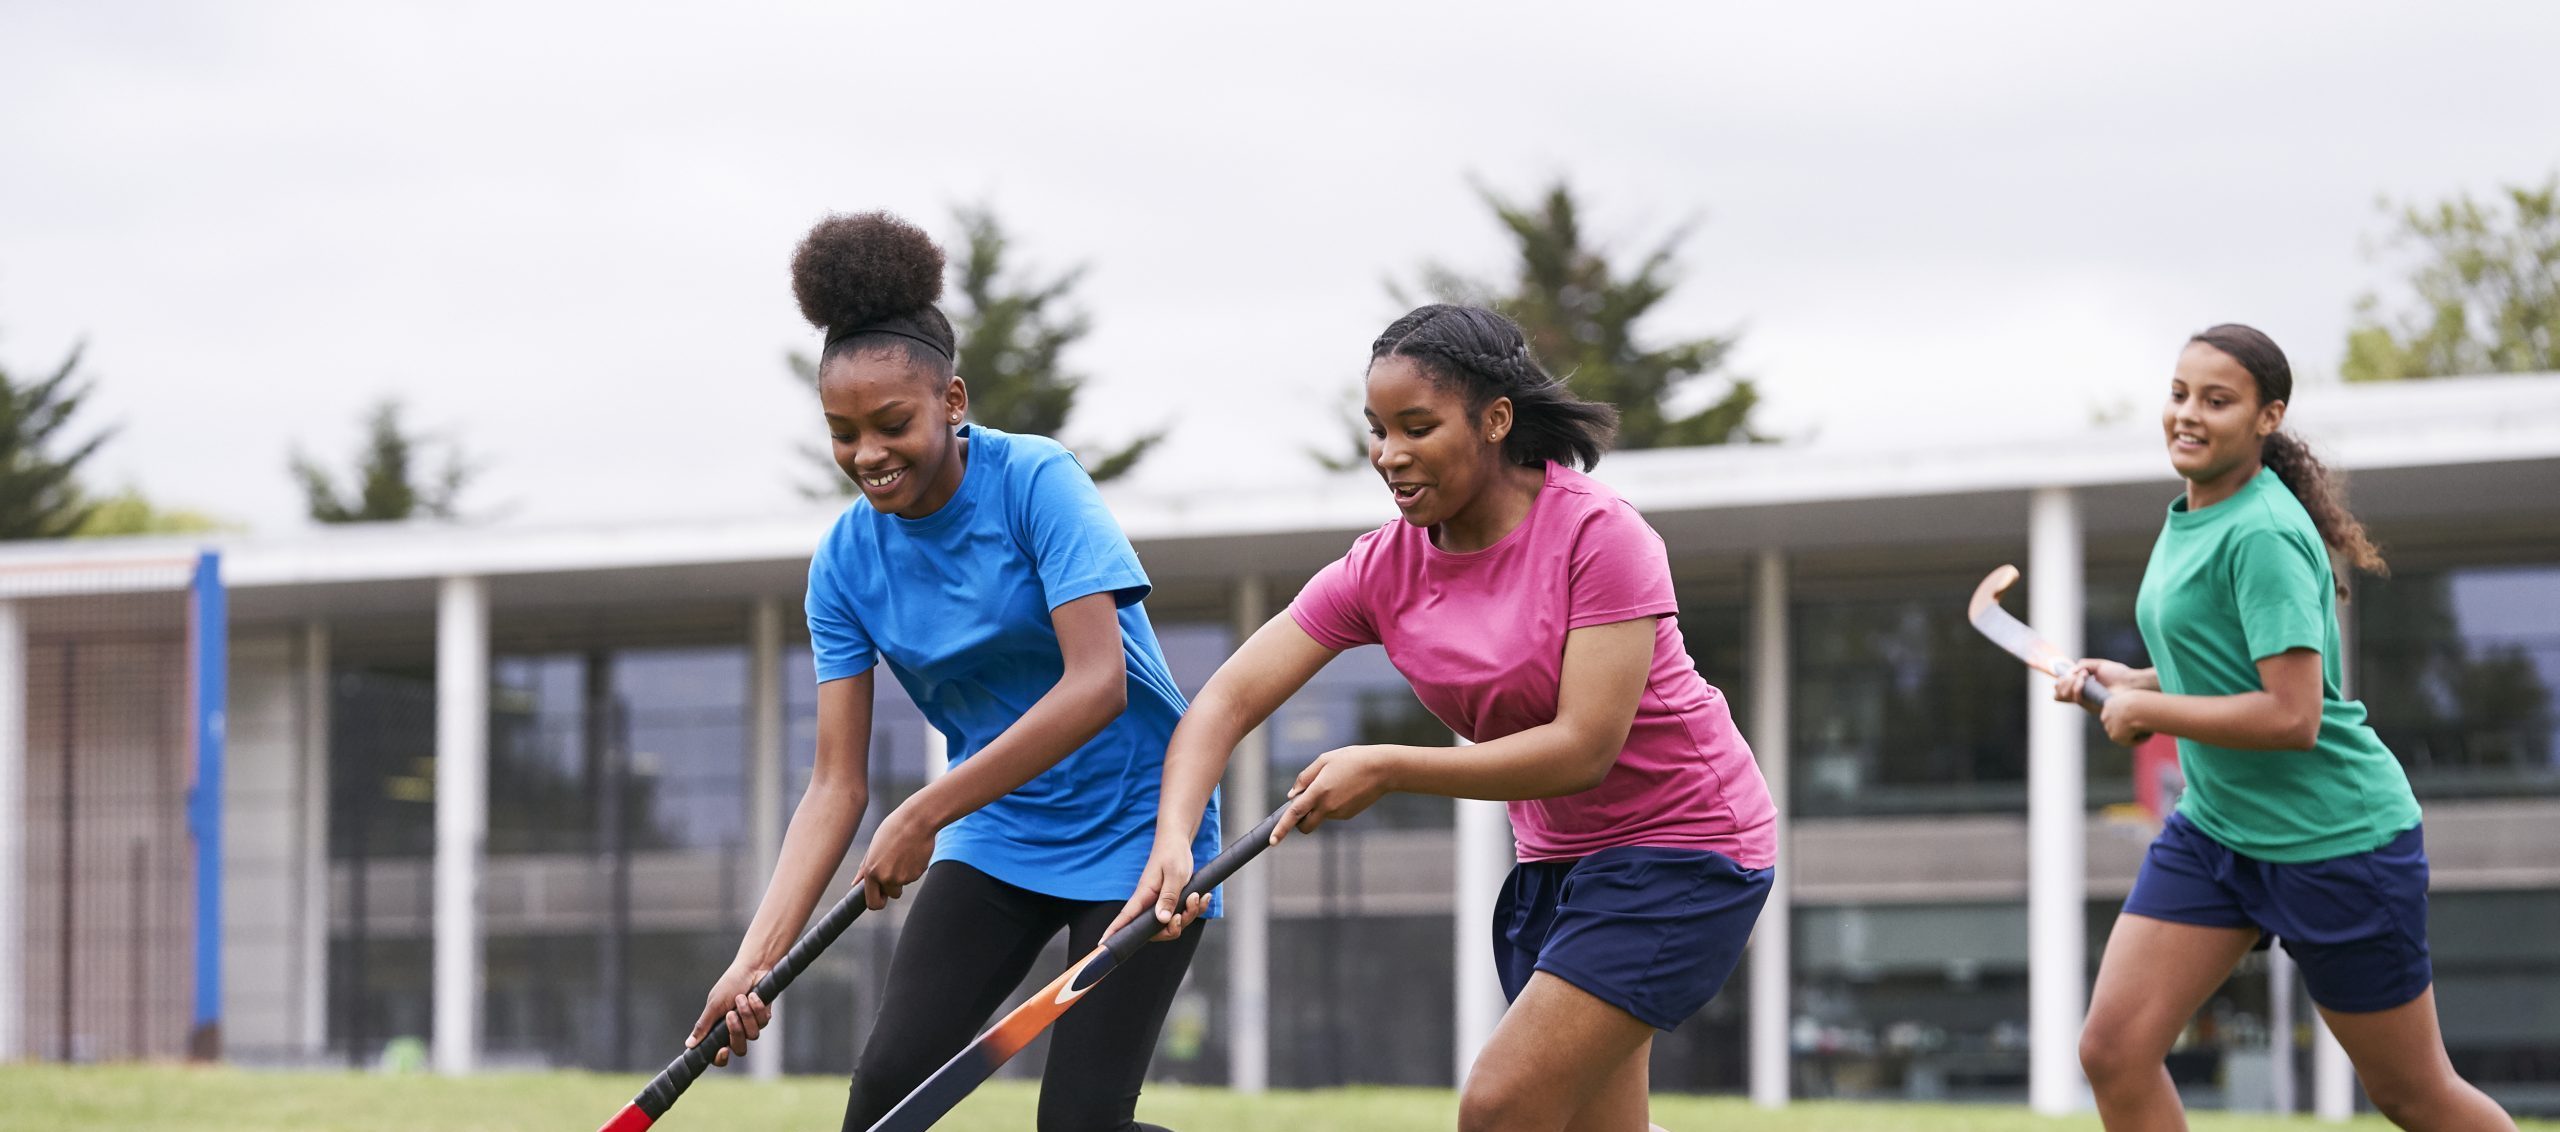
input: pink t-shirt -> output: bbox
[1288,463,1777,868]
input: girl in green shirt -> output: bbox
[2057,325,2512,1130]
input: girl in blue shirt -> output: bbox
[685,212,1218,1132]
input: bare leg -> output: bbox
[2081,914,2260,1132]
[1462,973,1657,1132]
[2318,988,2514,1131]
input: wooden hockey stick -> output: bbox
[1969,564,2110,709]
[863,804,1295,1132]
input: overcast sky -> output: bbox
[5,1,2556,532]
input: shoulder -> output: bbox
[2236,478,2326,554]
[816,501,878,555]
[1544,464,1662,544]
[978,425,1068,465]
[1341,519,1416,567]
[982,426,1091,489]
[808,504,880,595]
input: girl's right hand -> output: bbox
[2055,658,2140,707]
[685,959,771,1068]
[1107,840,1206,941]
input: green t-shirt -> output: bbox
[2133,467,2420,863]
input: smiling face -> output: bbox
[2163,340,2285,486]
[820,350,969,519]
[1364,355,1513,528]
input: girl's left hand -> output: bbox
[2098,690,2154,747]
[1275,745,1400,841]
[854,804,936,909]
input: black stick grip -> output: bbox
[1100,804,1292,961]
[632,886,868,1117]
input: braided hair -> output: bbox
[790,211,958,379]
[1370,304,1619,470]
[2188,323,2388,597]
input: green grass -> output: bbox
[2,1065,2540,1131]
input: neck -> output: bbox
[2184,456,2260,512]
[1436,462,1546,553]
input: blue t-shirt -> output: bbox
[806,425,1220,909]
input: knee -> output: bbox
[2078,1022,2155,1091]
[1457,1073,1545,1132]
[2360,1071,2459,1129]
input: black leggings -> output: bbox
[841,860,1204,1132]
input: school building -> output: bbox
[3,371,2556,1116]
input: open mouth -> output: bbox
[1389,482,1427,506]
[2168,431,2208,453]
[859,468,908,492]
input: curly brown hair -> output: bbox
[790,211,956,377]
[2189,323,2388,598]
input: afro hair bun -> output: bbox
[790,211,946,333]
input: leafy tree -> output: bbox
[75,486,233,537]
[2343,175,2560,382]
[793,205,1162,497]
[0,341,111,540]
[291,399,472,523]
[1320,180,1765,469]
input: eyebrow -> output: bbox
[824,400,912,422]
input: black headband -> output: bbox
[824,316,951,360]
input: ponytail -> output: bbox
[2261,430,2387,598]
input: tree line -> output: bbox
[5,174,2556,540]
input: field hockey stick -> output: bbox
[595,887,870,1132]
[862,803,1297,1132]
[1968,564,2109,709]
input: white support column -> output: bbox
[299,621,332,1058]
[2313,1021,2353,1119]
[1748,549,1792,1108]
[2270,948,2298,1114]
[923,726,948,782]
[2313,580,2361,1120]
[0,599,26,1063]
[1453,750,1510,1086]
[746,598,787,1081]
[2027,487,2089,1115]
[1227,576,1271,1094]
[433,576,488,1076]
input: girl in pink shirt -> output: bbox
[1112,304,1776,1131]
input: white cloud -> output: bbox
[4,0,2554,529]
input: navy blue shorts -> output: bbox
[2122,812,2432,1014]
[1492,845,1772,1031]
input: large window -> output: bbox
[2357,563,2560,798]
[1792,591,2028,816]
[2434,889,2560,1113]
[1792,902,2029,1101]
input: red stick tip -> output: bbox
[597,1103,656,1132]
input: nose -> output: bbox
[1372,435,1411,472]
[850,435,890,472]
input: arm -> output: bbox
[2100,649,2324,750]
[1107,611,1339,937]
[853,591,1132,905]
[688,671,875,1065]
[1278,616,1657,837]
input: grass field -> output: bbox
[10,1066,2547,1132]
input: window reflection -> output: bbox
[2359,564,2560,797]
[1792,594,2028,816]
